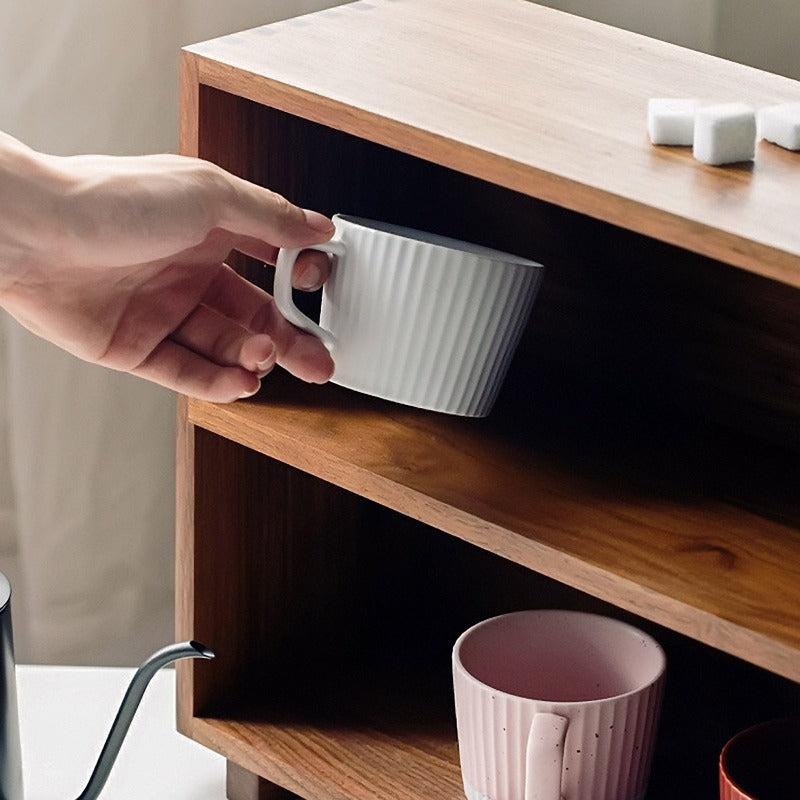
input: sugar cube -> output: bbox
[759,102,800,151]
[693,103,756,165]
[647,98,699,146]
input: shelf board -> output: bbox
[185,0,800,288]
[186,374,800,682]
[186,691,462,800]
[182,633,794,800]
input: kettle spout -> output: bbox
[73,640,214,800]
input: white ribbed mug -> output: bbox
[452,610,666,800]
[274,215,543,416]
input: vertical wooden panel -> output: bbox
[175,396,197,728]
[184,424,402,717]
[227,761,300,800]
[179,51,200,158]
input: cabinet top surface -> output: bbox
[186,0,800,287]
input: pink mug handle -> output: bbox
[525,713,568,800]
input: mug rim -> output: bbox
[453,609,667,707]
[719,716,800,799]
[333,214,544,269]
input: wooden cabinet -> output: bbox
[175,2,800,798]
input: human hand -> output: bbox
[0,131,334,402]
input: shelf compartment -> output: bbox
[177,428,798,800]
[185,377,800,683]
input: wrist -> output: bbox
[0,132,72,294]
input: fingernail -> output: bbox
[295,262,322,291]
[239,380,261,399]
[312,358,335,384]
[256,361,275,378]
[303,209,334,235]
[255,341,276,375]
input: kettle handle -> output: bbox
[73,640,214,800]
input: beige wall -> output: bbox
[714,0,800,79]
[537,0,800,80]
[0,0,348,667]
[535,0,717,53]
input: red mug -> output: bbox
[719,717,800,800]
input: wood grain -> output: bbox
[175,394,197,728]
[194,717,463,800]
[178,49,199,158]
[177,460,798,800]
[175,4,800,799]
[186,381,800,682]
[227,760,299,800]
[185,0,800,287]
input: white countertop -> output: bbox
[17,665,226,800]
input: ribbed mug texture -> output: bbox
[453,611,666,800]
[719,779,752,800]
[320,217,543,416]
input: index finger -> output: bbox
[217,173,334,249]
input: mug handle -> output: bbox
[525,712,569,800]
[273,239,346,350]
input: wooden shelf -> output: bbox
[176,2,800,799]
[186,375,800,682]
[184,687,463,800]
[177,424,797,799]
[184,0,800,288]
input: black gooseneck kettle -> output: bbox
[0,570,213,800]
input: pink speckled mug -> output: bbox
[452,610,666,800]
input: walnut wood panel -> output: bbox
[227,761,299,800]
[185,382,800,683]
[176,423,365,716]
[193,716,463,800]
[176,437,799,800]
[184,0,800,288]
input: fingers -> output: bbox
[133,339,262,403]
[291,249,331,290]
[170,301,333,386]
[218,173,334,249]
[200,263,334,363]
[166,266,335,396]
[170,304,276,376]
[233,236,333,288]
